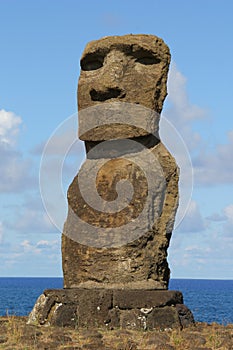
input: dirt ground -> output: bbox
[0,316,233,350]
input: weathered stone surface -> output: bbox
[61,34,179,291]
[27,293,54,325]
[113,290,183,309]
[78,34,170,141]
[62,145,179,289]
[147,306,181,330]
[28,289,194,330]
[176,303,195,328]
[120,309,145,330]
[48,304,77,327]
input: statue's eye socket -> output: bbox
[135,56,161,65]
[131,48,161,65]
[81,55,104,71]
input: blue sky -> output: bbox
[0,0,233,278]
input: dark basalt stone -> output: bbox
[28,289,194,330]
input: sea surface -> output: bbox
[0,278,233,325]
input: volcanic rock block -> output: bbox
[28,289,194,330]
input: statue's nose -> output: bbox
[89,50,127,102]
[104,50,128,82]
[109,62,125,81]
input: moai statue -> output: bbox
[62,34,177,290]
[28,35,195,329]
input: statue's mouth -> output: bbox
[90,88,126,102]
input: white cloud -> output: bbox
[206,212,227,222]
[36,240,51,247]
[224,204,233,221]
[167,63,206,122]
[0,109,35,193]
[170,200,233,278]
[20,239,59,255]
[193,130,233,185]
[31,113,84,157]
[0,109,22,145]
[36,239,59,250]
[21,239,39,253]
[15,209,55,233]
[0,148,34,192]
[0,222,3,244]
[32,132,84,157]
[178,200,206,233]
[179,245,212,268]
[164,63,207,152]
[7,198,57,234]
[165,64,233,187]
[223,204,233,236]
[3,195,46,230]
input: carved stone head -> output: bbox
[78,34,170,142]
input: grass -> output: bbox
[0,316,233,349]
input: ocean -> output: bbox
[0,278,232,325]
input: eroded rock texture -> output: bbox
[62,34,179,290]
[28,289,195,330]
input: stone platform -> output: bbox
[28,289,194,330]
